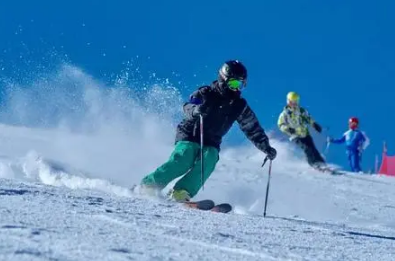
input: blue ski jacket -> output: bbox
[331,129,370,152]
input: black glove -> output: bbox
[192,104,210,117]
[287,127,296,135]
[313,122,322,133]
[264,146,277,160]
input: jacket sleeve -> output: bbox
[237,103,270,152]
[360,131,370,150]
[183,89,203,119]
[332,134,346,144]
[277,110,291,135]
[301,108,315,125]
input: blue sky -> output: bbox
[0,0,394,172]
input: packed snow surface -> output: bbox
[1,122,395,260]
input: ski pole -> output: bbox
[263,158,273,217]
[324,140,330,154]
[324,137,331,155]
[199,114,204,190]
[262,156,269,167]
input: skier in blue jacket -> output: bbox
[328,117,370,172]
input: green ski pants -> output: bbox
[141,141,219,198]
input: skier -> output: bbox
[277,91,326,168]
[137,60,277,202]
[327,117,370,173]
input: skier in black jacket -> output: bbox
[139,60,277,202]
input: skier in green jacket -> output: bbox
[137,60,277,202]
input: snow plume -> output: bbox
[0,63,183,188]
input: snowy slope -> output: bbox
[1,65,395,260]
[1,168,395,261]
[1,122,395,260]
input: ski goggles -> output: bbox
[287,100,298,106]
[227,78,246,91]
[287,99,299,107]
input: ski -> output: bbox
[129,186,233,214]
[184,199,215,210]
[314,165,345,175]
[183,199,232,213]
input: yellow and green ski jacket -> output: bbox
[277,105,316,138]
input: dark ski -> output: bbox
[184,199,215,210]
[184,199,232,213]
[314,165,345,175]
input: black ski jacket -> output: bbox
[175,81,271,152]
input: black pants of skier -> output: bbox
[293,135,325,167]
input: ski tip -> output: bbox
[211,203,232,213]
